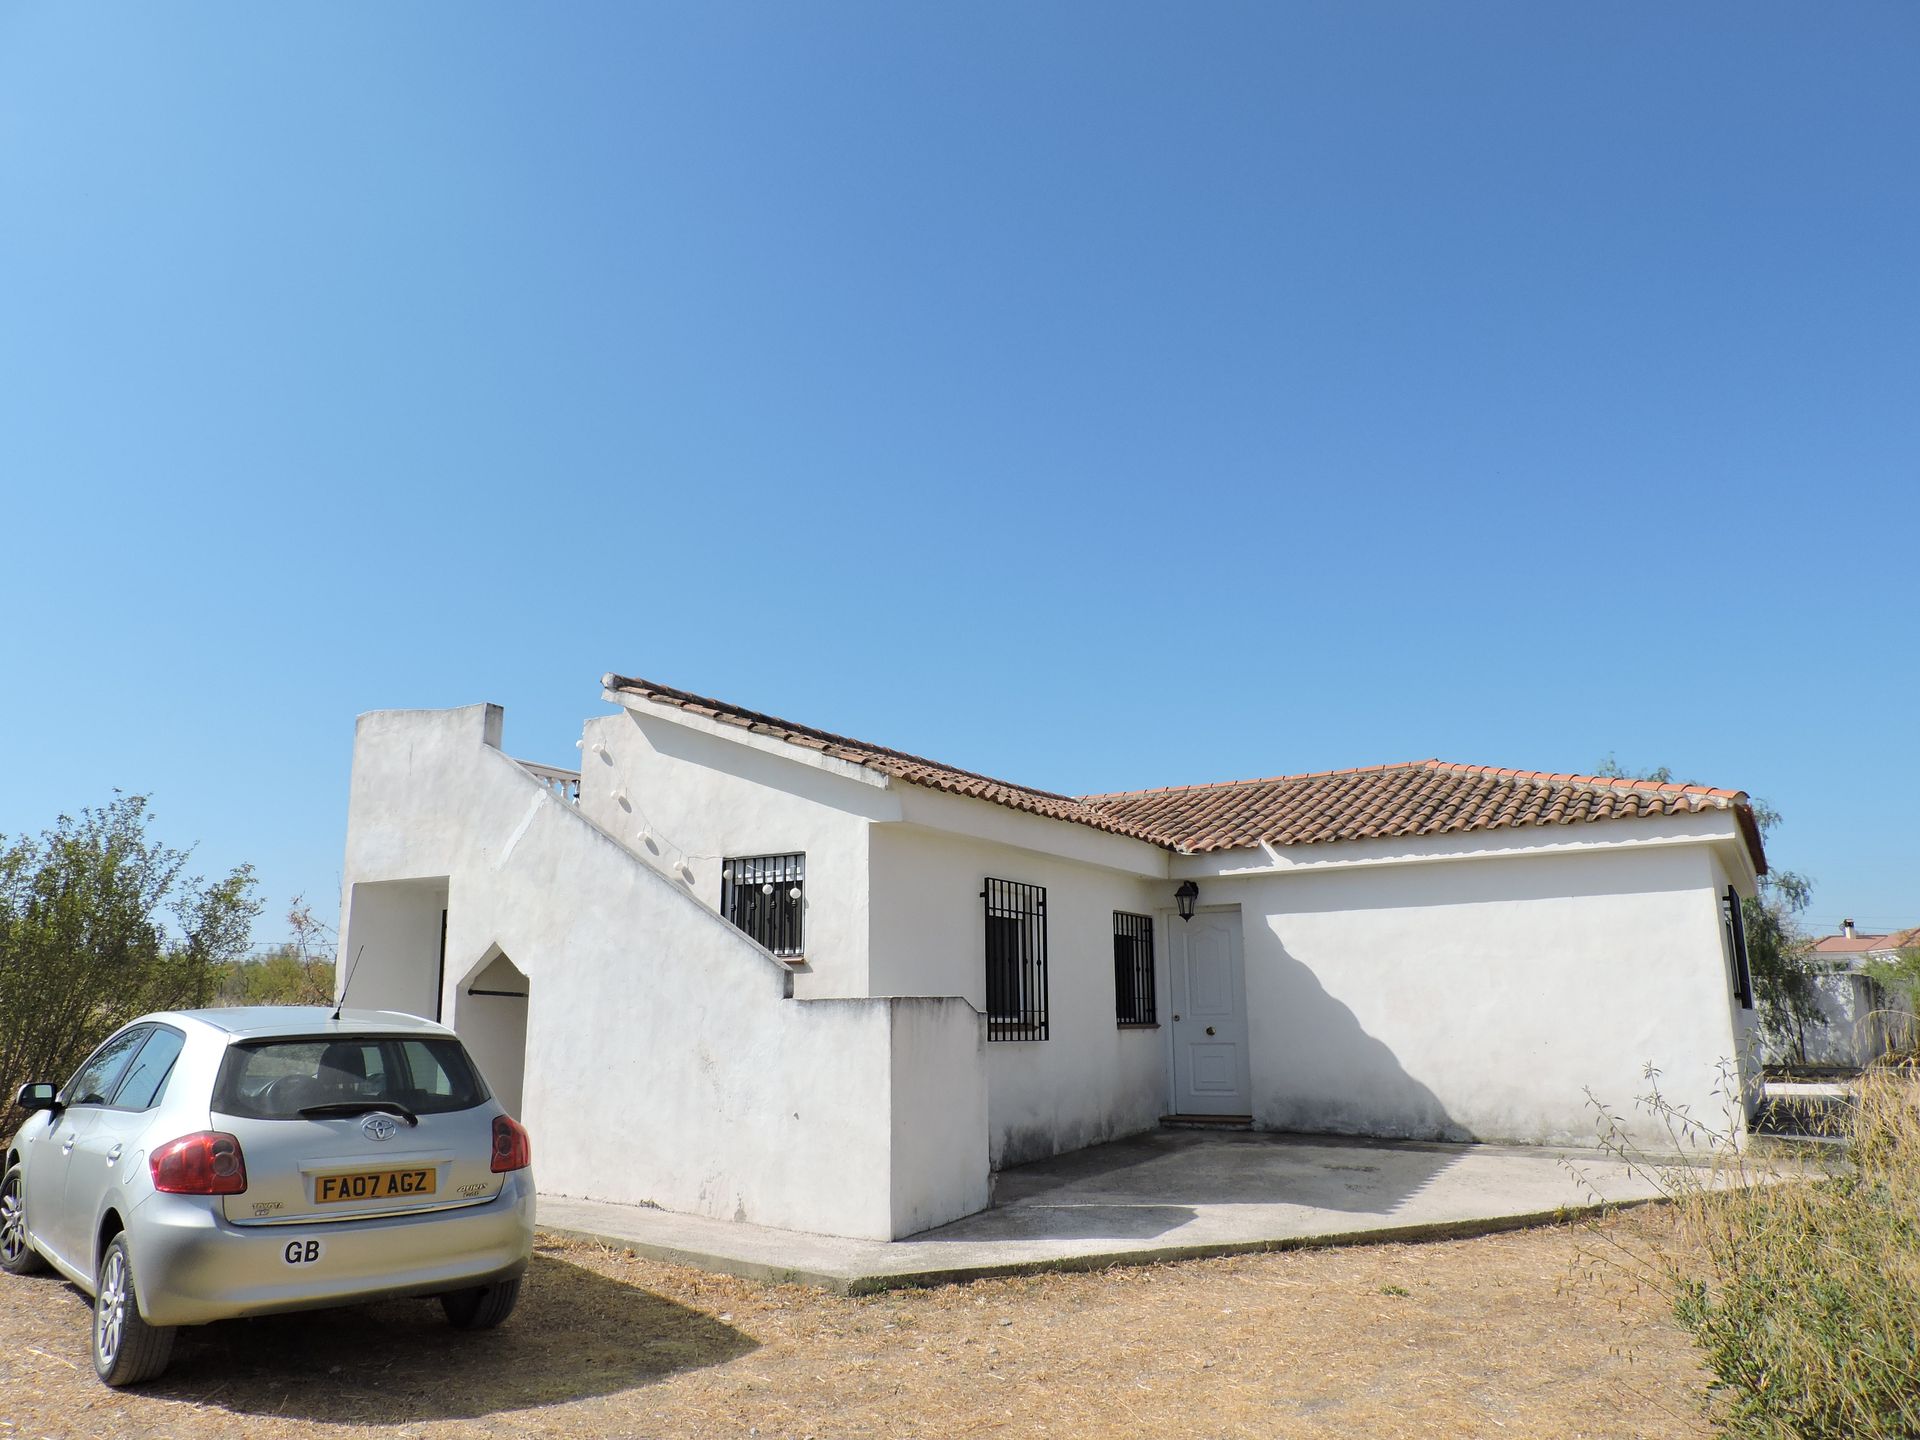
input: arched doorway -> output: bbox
[455,946,529,1118]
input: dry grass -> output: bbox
[1577,1064,1920,1440]
[0,1219,1713,1439]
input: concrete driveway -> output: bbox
[540,1128,1676,1293]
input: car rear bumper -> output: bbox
[125,1171,536,1326]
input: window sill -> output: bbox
[1117,1022,1162,1031]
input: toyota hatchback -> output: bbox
[1,1007,535,1386]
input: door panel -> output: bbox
[26,1109,96,1272]
[1169,910,1252,1115]
[1189,1045,1241,1093]
[1189,941,1235,1012]
[34,1024,152,1273]
[65,1108,155,1276]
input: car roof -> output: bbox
[152,1007,456,1041]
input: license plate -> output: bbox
[314,1168,437,1204]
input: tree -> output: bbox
[1861,941,1920,1057]
[1595,757,1821,1061]
[1594,753,1674,786]
[0,794,262,1104]
[213,898,336,1006]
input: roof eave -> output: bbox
[603,684,897,790]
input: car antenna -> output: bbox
[332,946,365,1022]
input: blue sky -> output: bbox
[2,4,1915,945]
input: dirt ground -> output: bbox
[0,1219,1714,1440]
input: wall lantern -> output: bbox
[1175,881,1199,921]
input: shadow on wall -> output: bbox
[1259,941,1469,1144]
[125,1250,755,1421]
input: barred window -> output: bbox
[984,878,1047,1041]
[722,853,805,957]
[1721,885,1753,1010]
[1113,911,1157,1026]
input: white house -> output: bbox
[1775,921,1920,1067]
[335,675,1768,1242]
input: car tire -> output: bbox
[92,1233,175,1387]
[440,1276,522,1331]
[0,1165,49,1276]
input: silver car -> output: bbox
[0,1007,535,1386]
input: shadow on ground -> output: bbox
[134,1247,754,1422]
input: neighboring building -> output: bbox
[336,675,1769,1242]
[1775,921,1920,1067]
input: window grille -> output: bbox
[1721,885,1753,1010]
[722,853,805,957]
[1113,911,1157,1026]
[984,878,1047,1041]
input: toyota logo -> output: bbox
[362,1114,398,1142]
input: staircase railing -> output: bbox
[515,759,581,803]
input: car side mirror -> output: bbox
[14,1082,58,1115]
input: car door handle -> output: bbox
[61,1134,77,1154]
[106,1144,124,1165]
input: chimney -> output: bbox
[1843,918,1856,939]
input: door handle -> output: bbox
[61,1133,76,1154]
[106,1144,124,1165]
[1172,1014,1181,1022]
[1206,1026,1216,1036]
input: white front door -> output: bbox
[1168,908,1252,1116]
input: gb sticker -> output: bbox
[282,1239,325,1266]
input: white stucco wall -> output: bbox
[1204,843,1748,1150]
[576,704,896,999]
[336,877,447,1021]
[339,704,987,1240]
[1705,848,1765,1117]
[1764,972,1894,1069]
[887,996,993,1234]
[867,815,1173,1168]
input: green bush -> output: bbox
[1584,1064,1920,1439]
[0,795,260,1105]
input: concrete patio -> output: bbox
[537,1128,1678,1293]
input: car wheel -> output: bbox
[440,1276,522,1331]
[92,1234,175,1387]
[0,1166,47,1276]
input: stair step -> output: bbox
[1161,1114,1253,1130]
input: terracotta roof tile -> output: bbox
[1812,934,1890,954]
[1081,760,1766,871]
[606,676,1767,872]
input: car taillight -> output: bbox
[150,1132,248,1195]
[491,1114,531,1173]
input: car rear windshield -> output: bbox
[213,1035,491,1120]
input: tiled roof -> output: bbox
[1812,933,1892,954]
[1813,927,1920,955]
[606,676,1767,871]
[605,676,1176,844]
[1083,761,1767,869]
